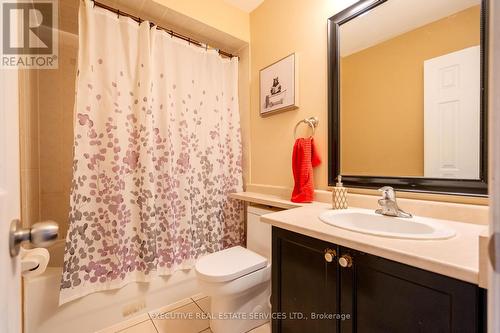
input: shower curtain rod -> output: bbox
[92,1,237,58]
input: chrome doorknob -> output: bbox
[9,219,58,257]
[324,248,336,263]
[338,254,353,268]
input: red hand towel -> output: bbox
[291,137,321,203]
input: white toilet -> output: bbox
[195,205,274,333]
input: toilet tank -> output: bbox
[247,205,279,260]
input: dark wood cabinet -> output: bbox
[272,227,340,333]
[272,227,486,333]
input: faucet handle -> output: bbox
[378,186,396,200]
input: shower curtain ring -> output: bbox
[188,38,191,45]
[117,10,120,18]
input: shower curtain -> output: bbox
[60,0,244,304]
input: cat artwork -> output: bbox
[270,77,282,95]
[260,53,297,114]
[265,76,287,109]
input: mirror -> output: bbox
[327,0,488,196]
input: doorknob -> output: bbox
[9,219,58,257]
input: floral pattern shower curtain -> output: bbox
[60,1,244,304]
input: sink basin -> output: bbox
[319,208,456,240]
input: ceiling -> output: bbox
[65,0,248,53]
[340,0,480,56]
[223,0,264,13]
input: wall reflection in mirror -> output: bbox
[339,0,481,180]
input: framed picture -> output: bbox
[259,53,299,115]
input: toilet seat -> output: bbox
[195,246,267,283]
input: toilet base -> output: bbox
[209,283,271,333]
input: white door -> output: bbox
[424,46,480,179]
[0,68,22,332]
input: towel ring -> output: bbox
[294,117,319,139]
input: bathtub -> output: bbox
[23,240,201,333]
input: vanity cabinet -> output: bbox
[271,227,339,333]
[272,227,486,333]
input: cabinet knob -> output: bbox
[339,254,353,268]
[324,248,336,263]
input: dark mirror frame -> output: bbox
[327,0,489,196]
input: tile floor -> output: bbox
[98,295,271,333]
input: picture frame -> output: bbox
[259,53,299,115]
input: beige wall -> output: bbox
[341,6,480,177]
[19,1,79,236]
[19,72,40,228]
[19,33,78,237]
[249,0,358,190]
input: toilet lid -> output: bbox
[195,246,268,283]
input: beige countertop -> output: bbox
[230,191,305,209]
[260,203,487,285]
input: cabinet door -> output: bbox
[272,227,339,333]
[339,248,486,333]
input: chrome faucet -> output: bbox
[375,186,412,218]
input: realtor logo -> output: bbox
[1,0,58,68]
